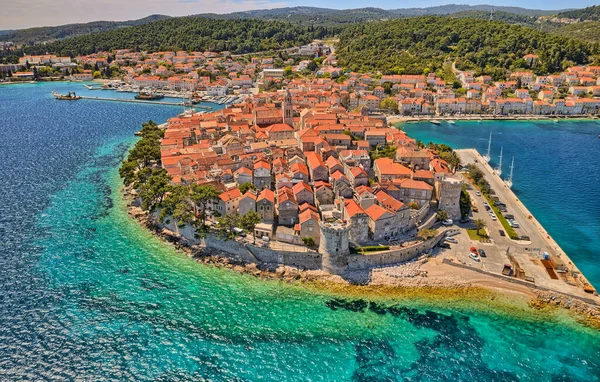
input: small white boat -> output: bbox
[430,119,441,125]
[448,120,456,125]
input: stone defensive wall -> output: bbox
[155,212,455,274]
[346,229,458,271]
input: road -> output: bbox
[445,149,597,298]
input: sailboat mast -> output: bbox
[485,131,492,160]
[509,157,514,183]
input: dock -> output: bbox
[77,96,213,110]
[79,95,184,106]
[455,148,597,300]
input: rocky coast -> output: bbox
[124,186,600,329]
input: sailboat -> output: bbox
[495,146,503,176]
[483,131,492,162]
[505,157,514,188]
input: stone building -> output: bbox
[437,176,463,220]
[319,221,351,275]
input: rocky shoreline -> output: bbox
[123,186,600,329]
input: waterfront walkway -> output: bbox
[79,96,185,106]
[455,148,597,300]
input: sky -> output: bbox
[1,0,598,30]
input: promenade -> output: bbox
[453,148,597,301]
[388,114,598,125]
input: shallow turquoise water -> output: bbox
[402,120,600,287]
[1,83,600,380]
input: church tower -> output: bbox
[282,89,294,126]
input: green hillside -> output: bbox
[336,17,596,78]
[23,17,337,56]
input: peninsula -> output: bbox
[118,76,600,325]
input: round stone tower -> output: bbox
[319,221,351,275]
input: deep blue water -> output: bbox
[402,120,600,287]
[1,83,600,380]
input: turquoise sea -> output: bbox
[1,83,600,380]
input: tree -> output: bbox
[474,218,487,235]
[139,169,171,211]
[302,236,316,247]
[240,211,261,244]
[158,184,193,226]
[436,210,448,222]
[380,97,398,113]
[283,65,292,77]
[407,202,419,210]
[217,212,240,239]
[417,228,438,241]
[239,182,256,195]
[190,184,220,229]
[459,186,472,218]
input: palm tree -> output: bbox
[474,218,486,235]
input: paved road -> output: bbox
[451,149,595,297]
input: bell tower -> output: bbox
[282,89,294,126]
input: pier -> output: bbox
[76,96,213,110]
[454,148,597,301]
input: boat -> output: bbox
[430,119,441,125]
[505,157,514,188]
[483,131,492,162]
[52,91,81,100]
[495,146,503,176]
[135,90,164,100]
[448,120,456,125]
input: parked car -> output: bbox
[478,249,487,257]
[459,217,470,224]
[470,246,479,255]
[475,191,481,196]
[444,237,458,244]
[519,235,531,241]
[439,242,451,249]
[499,230,506,237]
[508,220,520,228]
[469,253,481,262]
[504,214,515,220]
[442,219,453,226]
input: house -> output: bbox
[296,205,321,245]
[305,151,329,181]
[290,162,310,183]
[346,166,369,187]
[395,147,430,170]
[256,189,275,223]
[253,160,272,189]
[375,190,411,232]
[234,167,253,186]
[373,158,412,182]
[239,190,257,215]
[330,170,353,198]
[276,187,299,226]
[314,181,334,206]
[266,123,295,140]
[388,178,433,207]
[354,185,377,210]
[364,204,396,241]
[292,182,314,206]
[214,188,241,216]
[343,199,369,244]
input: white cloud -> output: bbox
[1,0,290,30]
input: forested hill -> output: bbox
[2,15,170,45]
[24,17,337,57]
[336,17,597,78]
[558,5,600,21]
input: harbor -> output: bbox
[449,148,597,302]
